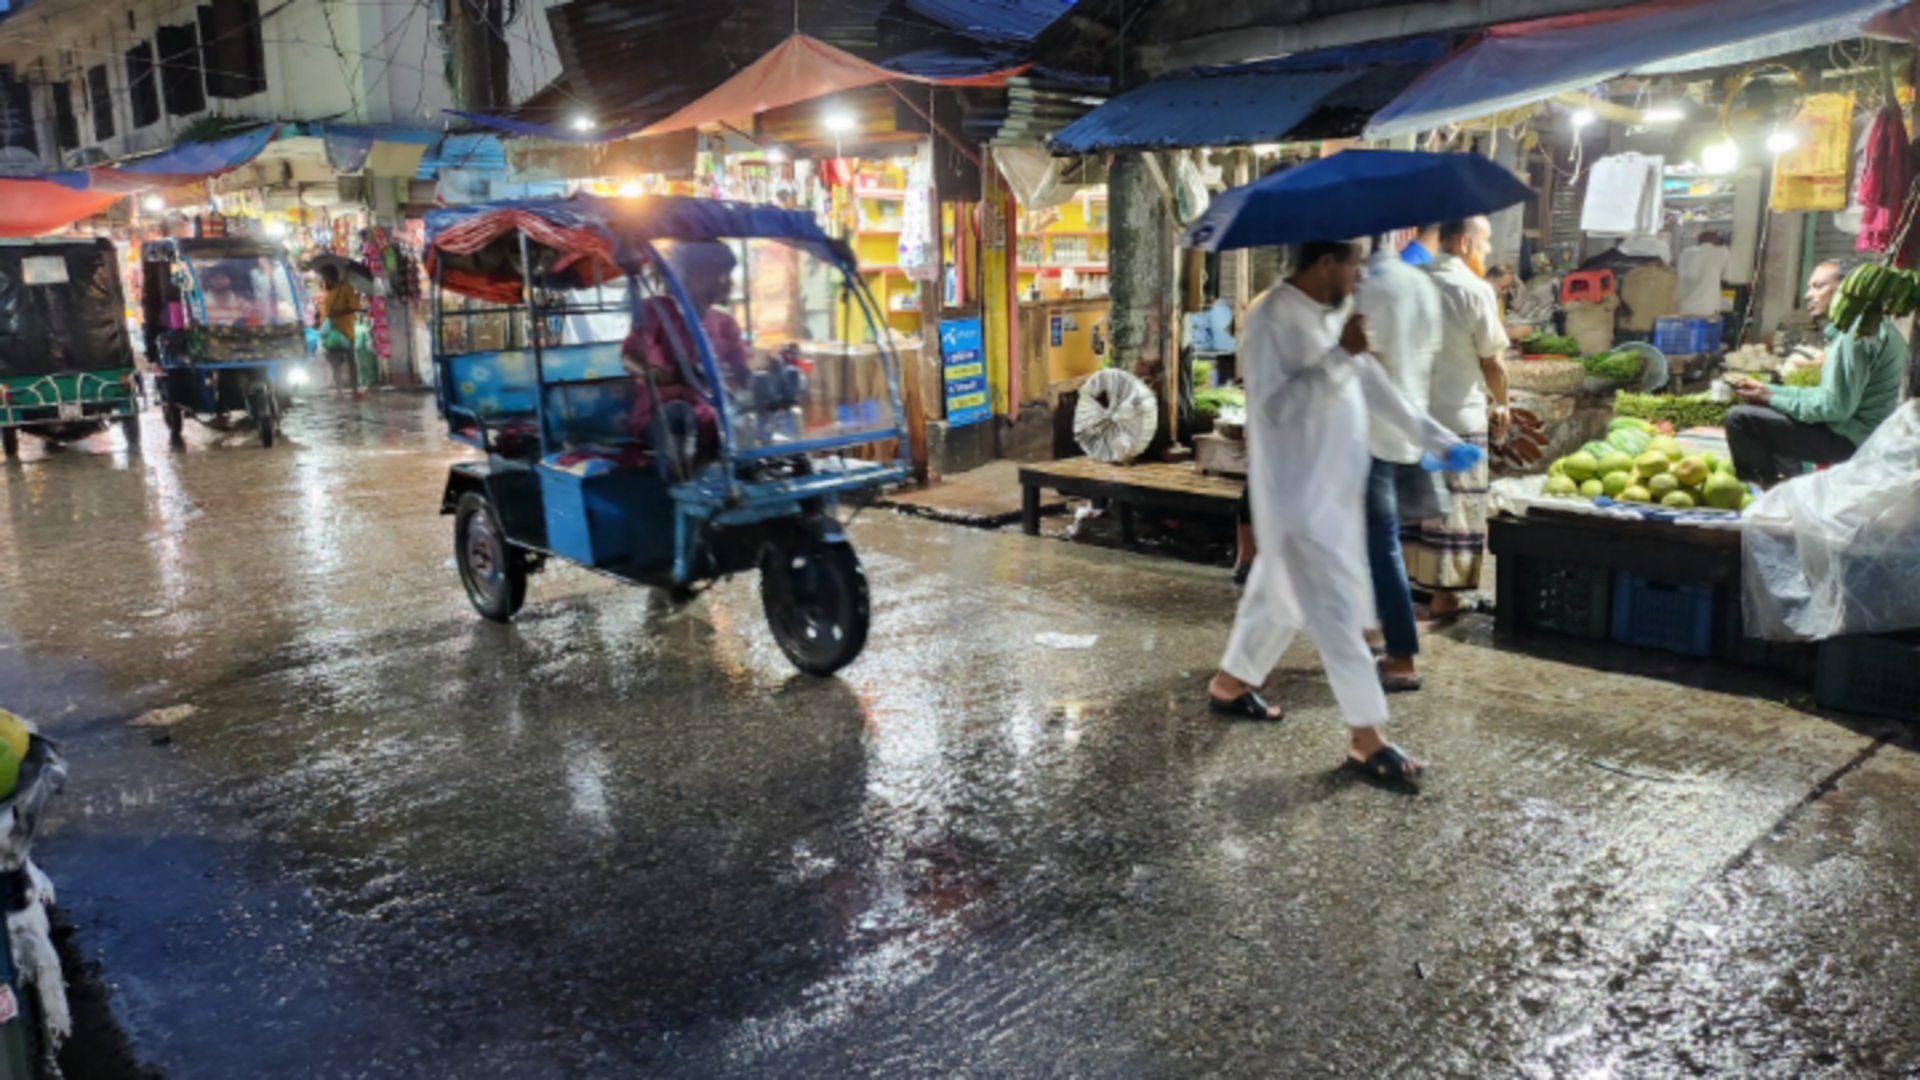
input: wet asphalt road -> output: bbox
[2,395,1918,1079]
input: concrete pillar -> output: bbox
[1108,153,1174,378]
[1756,210,1806,336]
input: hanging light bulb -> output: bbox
[1766,128,1800,154]
[1642,106,1684,123]
[1570,108,1597,129]
[142,194,165,212]
[570,115,596,133]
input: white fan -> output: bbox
[1073,368,1159,463]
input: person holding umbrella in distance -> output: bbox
[1183,151,1533,782]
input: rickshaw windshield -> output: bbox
[641,238,900,457]
[188,254,302,328]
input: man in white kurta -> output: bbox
[1207,242,1478,781]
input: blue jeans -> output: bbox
[1366,458,1420,658]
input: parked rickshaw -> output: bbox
[0,239,142,458]
[142,237,314,448]
[426,196,909,674]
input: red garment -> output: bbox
[1857,106,1914,256]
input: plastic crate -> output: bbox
[1815,633,1920,722]
[1711,585,1817,682]
[1692,317,1723,353]
[1612,573,1715,656]
[1516,556,1613,639]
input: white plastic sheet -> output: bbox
[1743,400,1920,641]
[1073,368,1159,463]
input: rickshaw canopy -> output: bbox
[425,195,854,304]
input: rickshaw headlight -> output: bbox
[289,368,310,387]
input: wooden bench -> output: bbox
[1017,457,1244,544]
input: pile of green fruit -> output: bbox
[1830,263,1920,337]
[1542,417,1753,511]
[1193,385,1245,421]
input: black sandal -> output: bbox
[1347,744,1424,781]
[1208,690,1284,721]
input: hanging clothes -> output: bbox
[1856,106,1913,254]
[1580,153,1664,236]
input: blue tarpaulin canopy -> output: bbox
[1365,0,1902,140]
[1050,37,1448,154]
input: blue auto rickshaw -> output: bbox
[426,196,909,675]
[142,236,316,448]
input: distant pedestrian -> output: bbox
[1206,238,1480,782]
[1355,239,1443,692]
[1408,216,1509,620]
[316,265,361,394]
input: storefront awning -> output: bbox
[634,32,1026,137]
[1049,37,1449,154]
[1364,0,1903,140]
[0,125,285,237]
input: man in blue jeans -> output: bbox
[1355,239,1444,691]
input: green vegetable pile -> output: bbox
[1581,350,1643,382]
[1193,385,1245,421]
[1783,366,1822,388]
[1519,333,1582,357]
[1613,391,1731,430]
[1192,359,1215,388]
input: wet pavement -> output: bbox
[1,395,1917,1079]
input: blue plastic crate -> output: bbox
[1691,317,1723,353]
[1652,317,1691,354]
[1612,573,1715,656]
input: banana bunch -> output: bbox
[1830,263,1920,336]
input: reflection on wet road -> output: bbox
[2,396,1917,1078]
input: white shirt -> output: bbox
[1424,253,1510,436]
[1675,243,1731,316]
[1356,247,1443,464]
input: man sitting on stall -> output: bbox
[623,242,754,461]
[1726,259,1905,488]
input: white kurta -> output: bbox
[1221,283,1461,728]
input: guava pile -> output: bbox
[1542,417,1753,512]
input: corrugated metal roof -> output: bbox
[547,0,895,130]
[1048,36,1445,154]
[903,0,1075,43]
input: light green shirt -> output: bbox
[1769,321,1905,446]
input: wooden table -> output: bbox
[1017,457,1243,544]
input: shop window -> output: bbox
[198,0,266,100]
[86,65,113,142]
[52,82,79,152]
[157,23,205,117]
[126,41,160,128]
[0,68,34,158]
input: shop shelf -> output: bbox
[1815,632,1920,722]
[1611,573,1715,657]
[1514,556,1613,640]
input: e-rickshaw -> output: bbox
[0,239,142,457]
[142,237,315,448]
[427,196,909,674]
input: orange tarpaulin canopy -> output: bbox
[638,33,1026,137]
[0,181,124,239]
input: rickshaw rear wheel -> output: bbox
[163,404,184,446]
[120,412,140,453]
[455,492,527,622]
[0,429,14,458]
[761,537,870,676]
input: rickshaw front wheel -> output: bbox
[163,405,184,445]
[248,385,275,448]
[120,412,141,453]
[455,492,527,622]
[761,537,870,676]
[0,428,15,458]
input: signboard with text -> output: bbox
[940,318,989,427]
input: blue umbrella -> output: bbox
[1182,150,1536,252]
